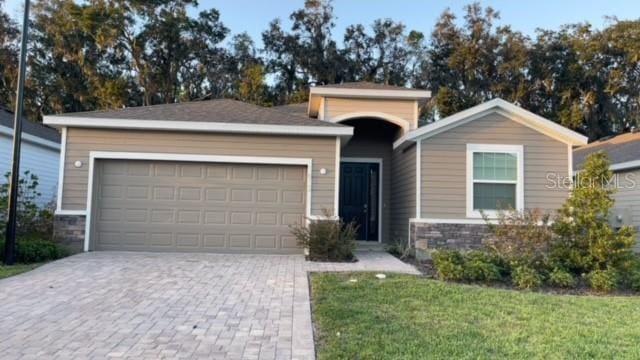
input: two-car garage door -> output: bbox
[91,159,306,254]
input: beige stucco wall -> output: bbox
[61,128,338,215]
[611,168,640,251]
[324,97,416,130]
[390,144,416,242]
[420,112,570,219]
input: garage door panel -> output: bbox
[93,160,305,253]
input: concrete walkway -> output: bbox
[0,251,417,360]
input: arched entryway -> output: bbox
[338,117,404,242]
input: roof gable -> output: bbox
[394,98,588,149]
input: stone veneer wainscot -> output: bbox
[53,215,86,253]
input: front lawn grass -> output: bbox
[311,273,640,359]
[0,263,41,280]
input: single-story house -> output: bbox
[574,130,640,251]
[43,82,588,253]
[1,107,61,206]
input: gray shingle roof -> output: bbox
[273,102,309,117]
[574,131,640,170]
[0,107,60,143]
[58,99,344,127]
[314,81,410,91]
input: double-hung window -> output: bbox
[466,144,524,218]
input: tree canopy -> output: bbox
[0,0,638,141]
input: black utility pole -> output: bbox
[4,0,31,266]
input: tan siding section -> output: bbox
[612,169,640,251]
[62,128,337,215]
[342,137,392,241]
[390,145,416,242]
[420,113,569,218]
[325,97,415,127]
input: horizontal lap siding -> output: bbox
[421,113,569,218]
[612,169,640,251]
[325,97,415,124]
[62,128,337,215]
[390,145,416,242]
[1,134,59,206]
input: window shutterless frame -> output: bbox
[466,144,524,218]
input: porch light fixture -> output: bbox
[319,168,327,175]
[74,160,83,168]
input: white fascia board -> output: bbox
[0,124,61,150]
[43,116,354,137]
[393,98,588,149]
[309,87,431,100]
[611,160,640,172]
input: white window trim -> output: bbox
[83,151,313,252]
[466,144,524,218]
[340,157,383,243]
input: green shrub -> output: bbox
[628,267,640,292]
[552,152,636,275]
[0,239,68,264]
[462,251,502,282]
[511,265,543,290]
[290,210,357,262]
[548,268,575,288]
[588,268,620,292]
[432,250,465,281]
[627,257,640,292]
[0,171,54,240]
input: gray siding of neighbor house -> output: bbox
[420,112,570,218]
[61,128,338,215]
[341,135,392,242]
[611,168,640,251]
[390,144,416,243]
[324,97,416,126]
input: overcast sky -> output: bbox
[4,0,639,47]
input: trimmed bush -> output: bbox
[548,268,575,288]
[0,239,68,264]
[486,208,554,271]
[588,268,620,292]
[462,251,502,282]
[432,250,465,281]
[290,210,357,262]
[511,266,542,290]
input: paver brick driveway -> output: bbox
[0,251,417,359]
[0,252,313,359]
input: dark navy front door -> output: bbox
[339,162,379,241]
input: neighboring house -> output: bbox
[574,131,640,250]
[0,107,61,207]
[43,82,587,253]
